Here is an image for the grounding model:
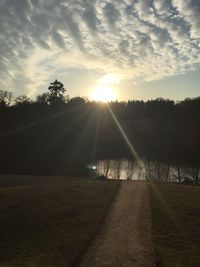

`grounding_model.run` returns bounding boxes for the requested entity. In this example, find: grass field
[0,175,120,267]
[1,176,200,267]
[150,182,200,267]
